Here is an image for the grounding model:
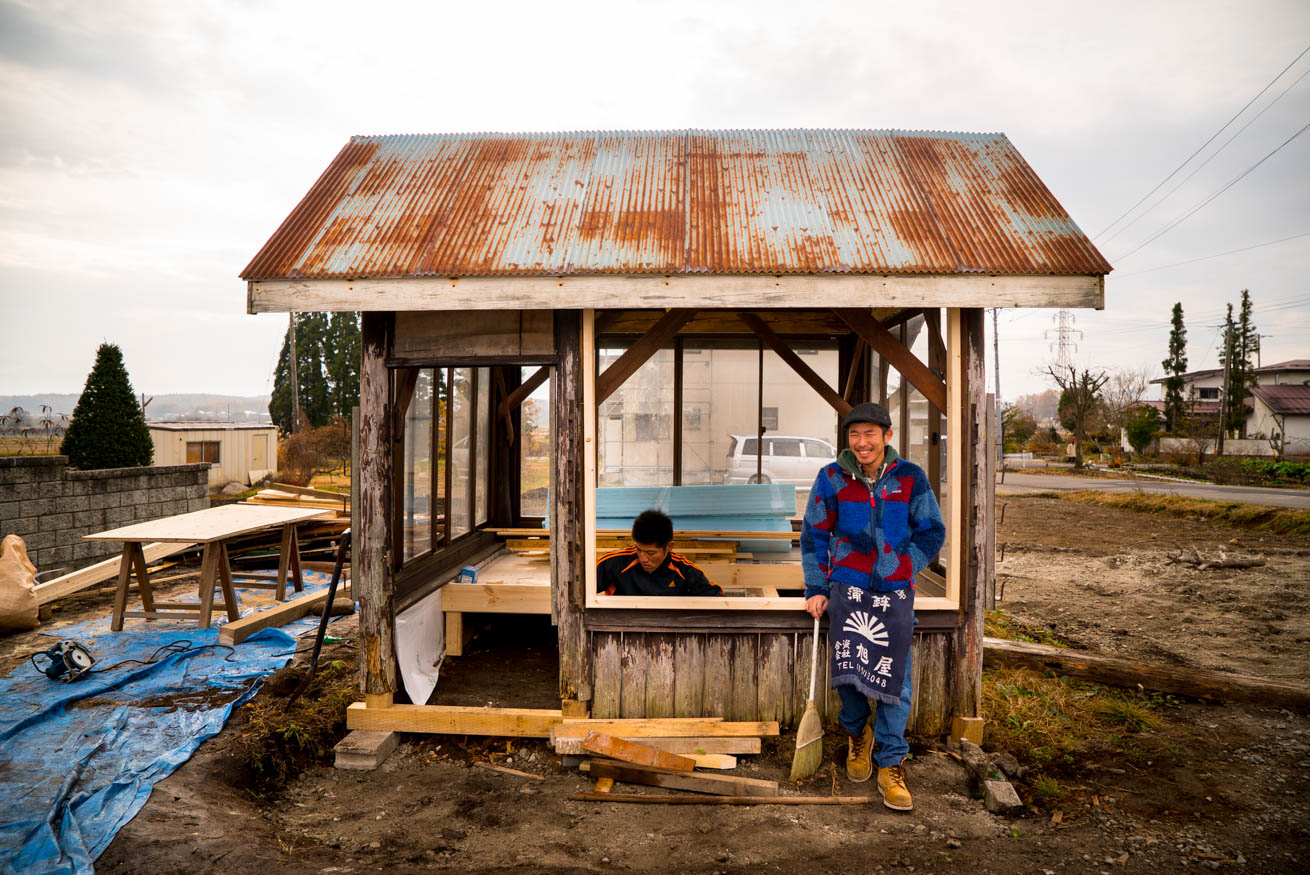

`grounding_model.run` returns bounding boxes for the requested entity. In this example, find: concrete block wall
[0,456,210,575]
